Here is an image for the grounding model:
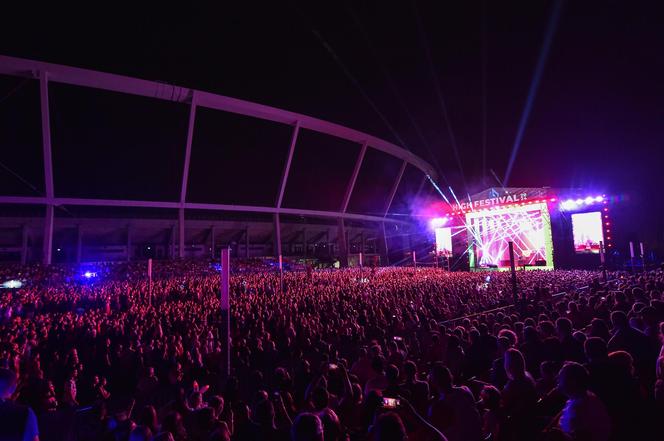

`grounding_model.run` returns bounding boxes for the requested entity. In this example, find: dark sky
[1,1,663,240]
